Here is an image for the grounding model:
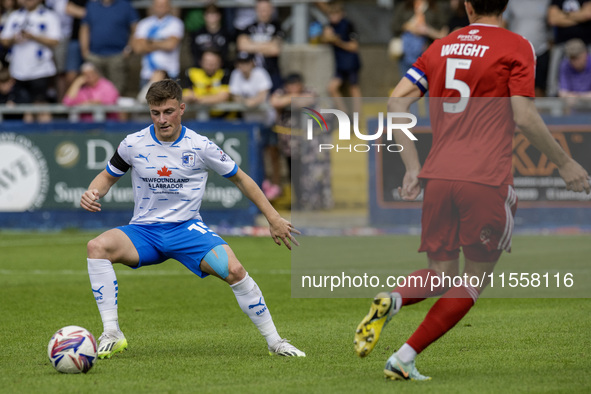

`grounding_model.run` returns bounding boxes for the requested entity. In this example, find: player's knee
[87,237,108,259]
[226,260,246,285]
